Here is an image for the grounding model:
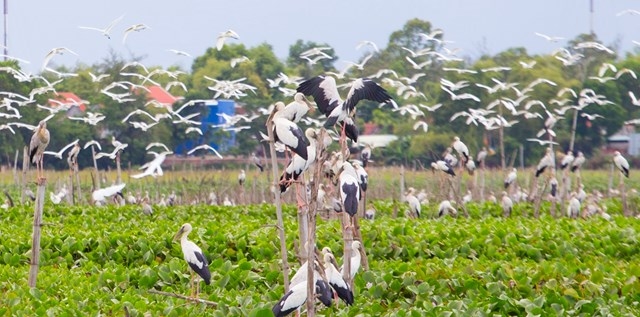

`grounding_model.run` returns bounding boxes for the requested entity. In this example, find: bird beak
[173,226,185,241]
